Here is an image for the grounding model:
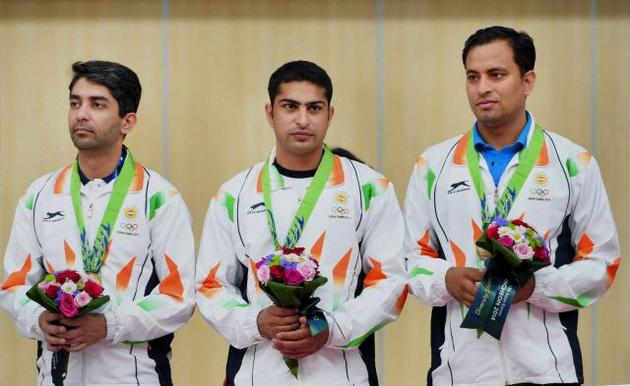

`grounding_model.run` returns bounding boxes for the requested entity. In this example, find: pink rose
[256,265,271,285]
[284,269,305,286]
[498,236,514,248]
[84,280,104,297]
[486,226,499,240]
[59,293,79,318]
[74,291,92,308]
[513,243,534,260]
[296,262,316,281]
